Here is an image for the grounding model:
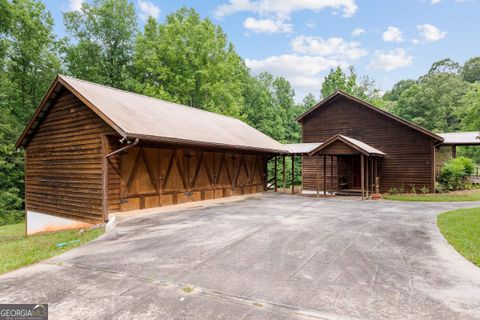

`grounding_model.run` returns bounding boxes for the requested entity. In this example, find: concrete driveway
[1,193,480,319]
